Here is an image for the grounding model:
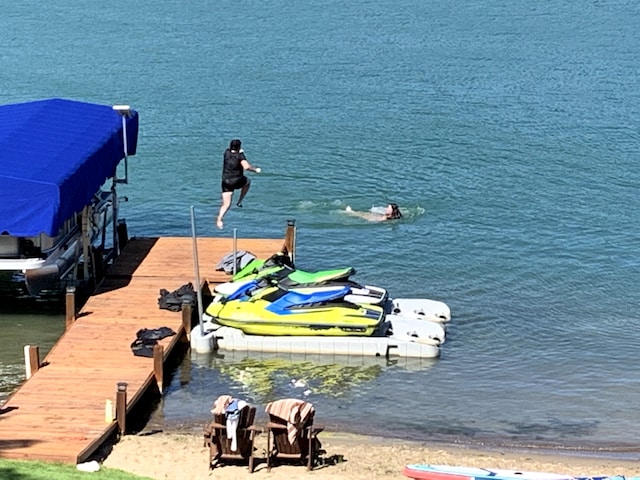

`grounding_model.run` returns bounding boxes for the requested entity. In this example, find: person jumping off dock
[216,139,261,229]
